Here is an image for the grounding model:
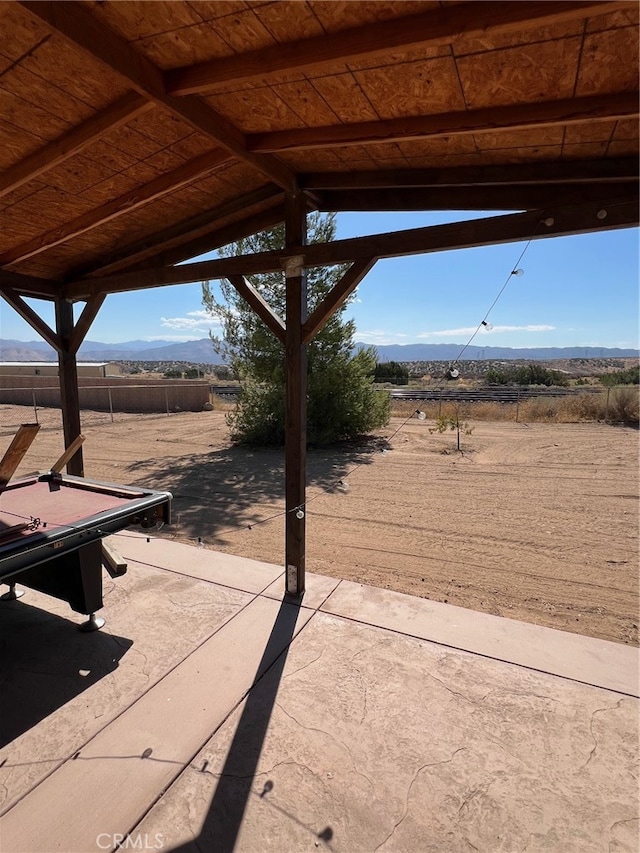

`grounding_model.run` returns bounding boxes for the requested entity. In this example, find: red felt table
[0,473,171,628]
